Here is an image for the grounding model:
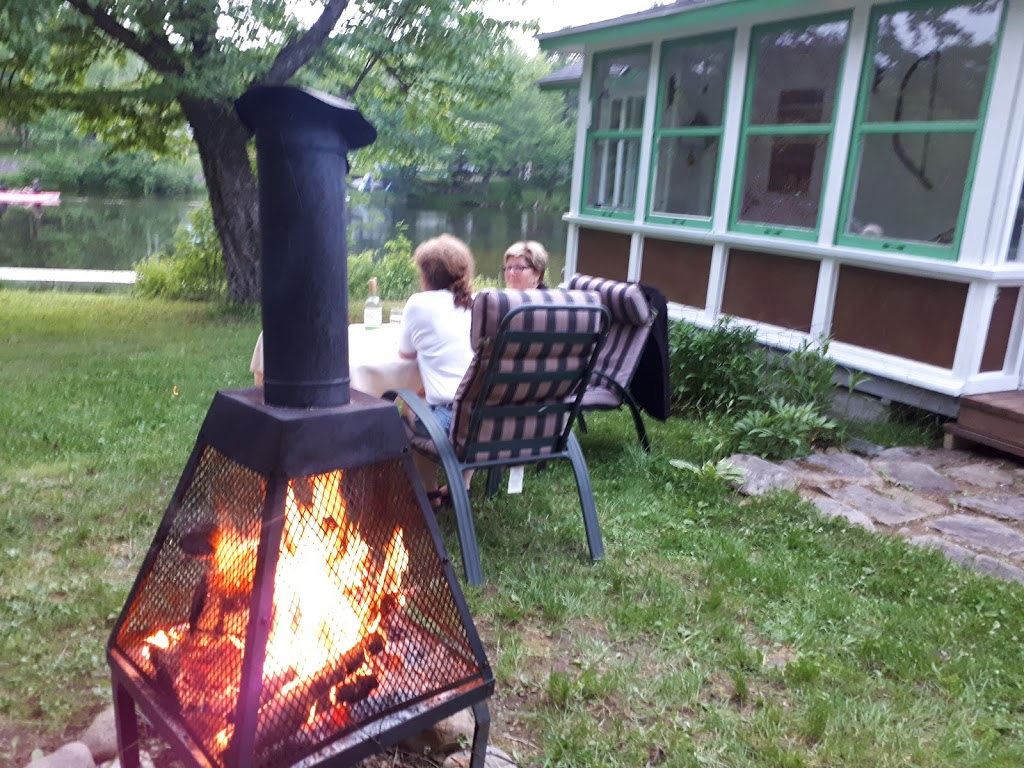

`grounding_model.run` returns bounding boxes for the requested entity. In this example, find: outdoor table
[249,322,422,398]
